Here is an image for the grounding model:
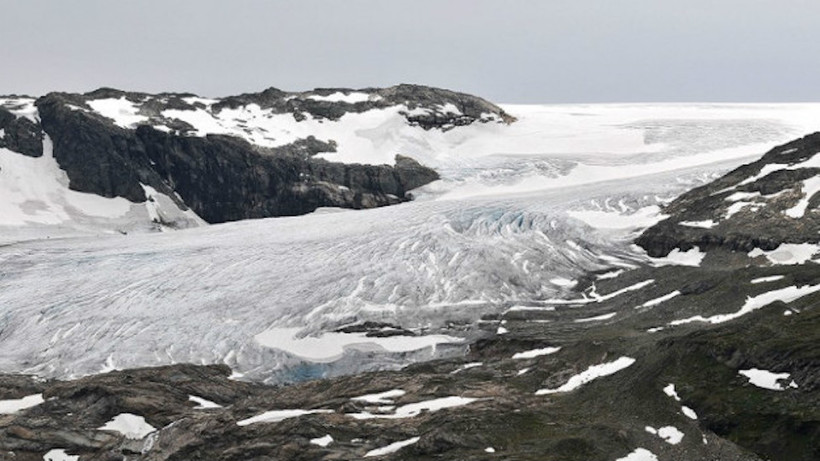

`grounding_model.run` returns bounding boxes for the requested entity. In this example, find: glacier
[1,102,819,383]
